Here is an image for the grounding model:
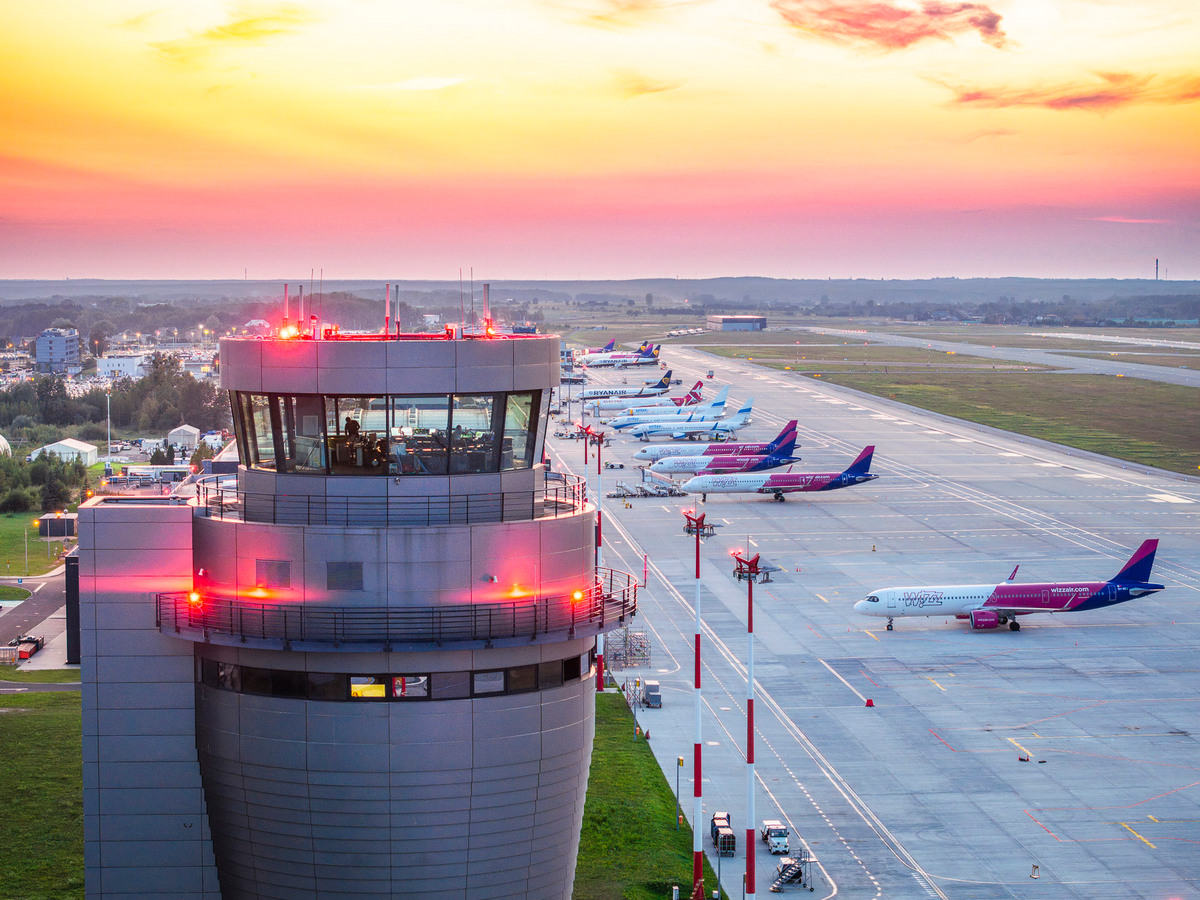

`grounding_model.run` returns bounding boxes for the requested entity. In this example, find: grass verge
[0,691,83,900]
[0,668,82,684]
[575,692,726,899]
[0,514,64,578]
[813,371,1200,475]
